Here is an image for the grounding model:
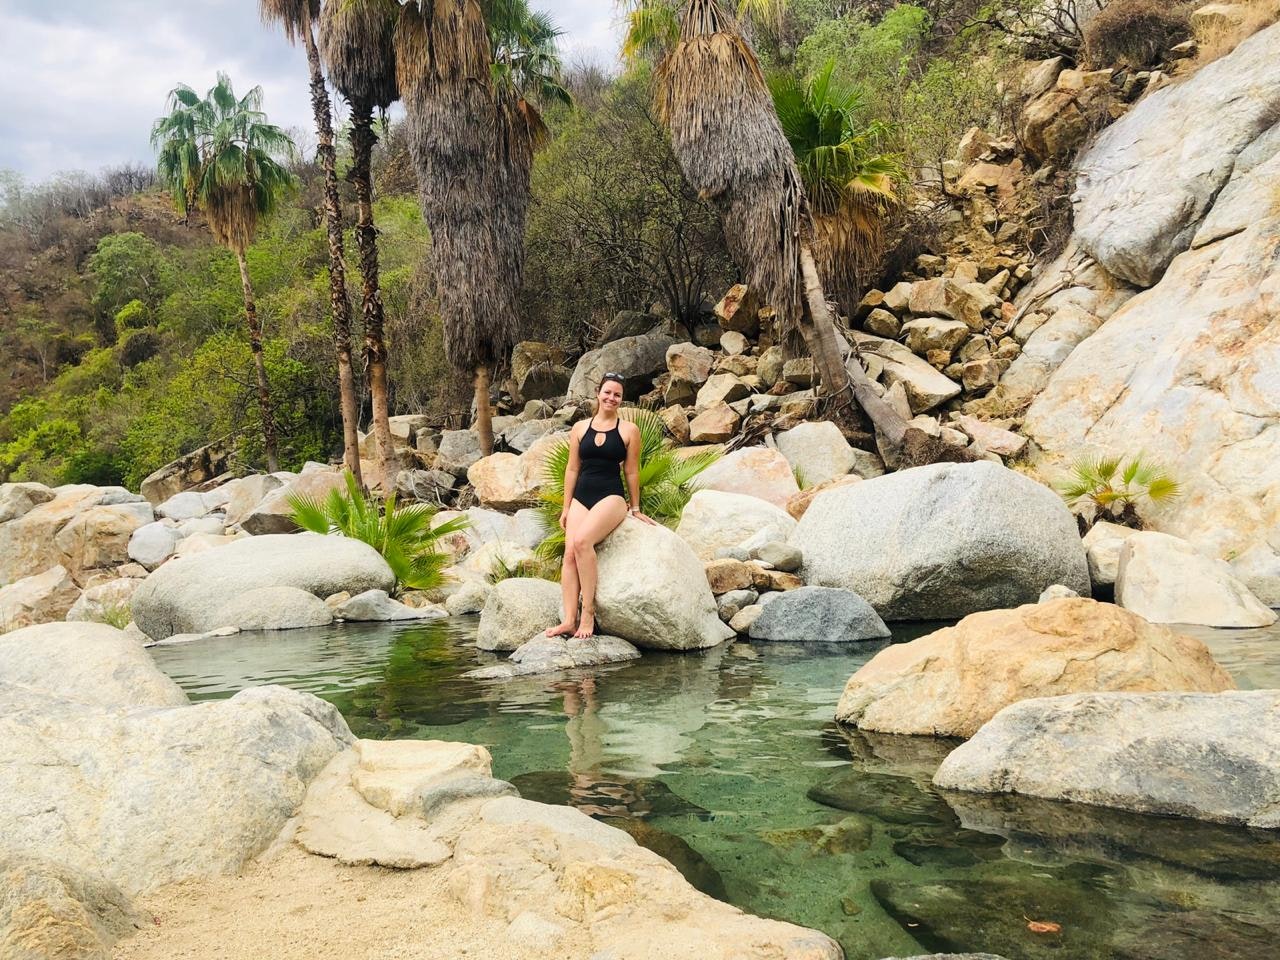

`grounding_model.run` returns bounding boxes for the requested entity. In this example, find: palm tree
[260,0,363,485]
[319,0,399,488]
[395,0,523,457]
[151,74,295,472]
[769,60,901,315]
[648,0,916,462]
